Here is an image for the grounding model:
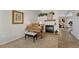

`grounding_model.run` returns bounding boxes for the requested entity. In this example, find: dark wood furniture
[25,31,37,42]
